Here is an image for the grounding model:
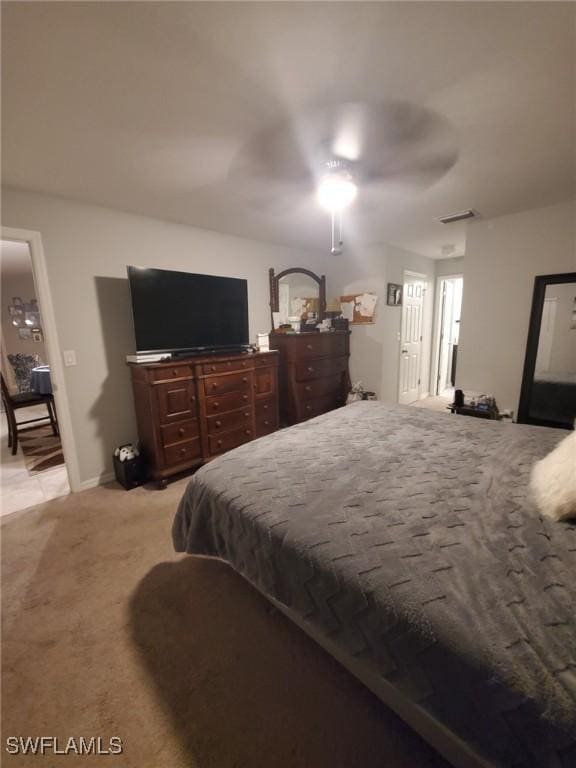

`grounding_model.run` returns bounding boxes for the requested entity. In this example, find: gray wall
[458,200,576,412]
[2,187,329,485]
[435,256,464,277]
[329,243,435,402]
